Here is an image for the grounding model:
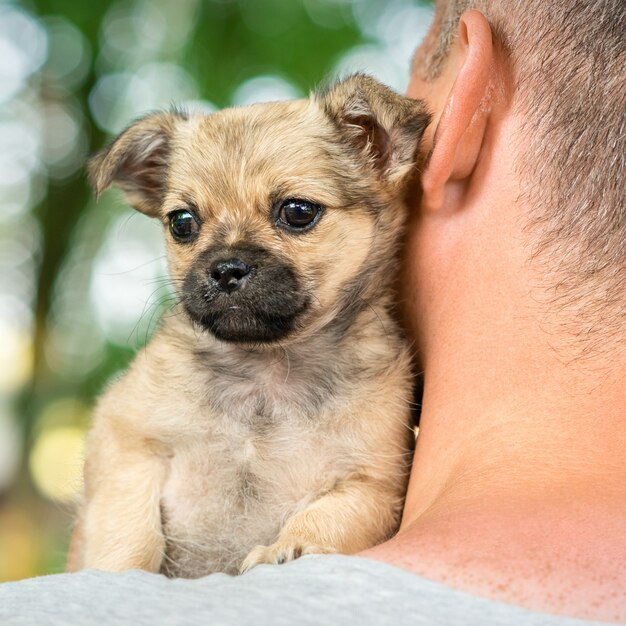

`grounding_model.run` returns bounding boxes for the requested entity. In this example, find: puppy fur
[73,74,430,577]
